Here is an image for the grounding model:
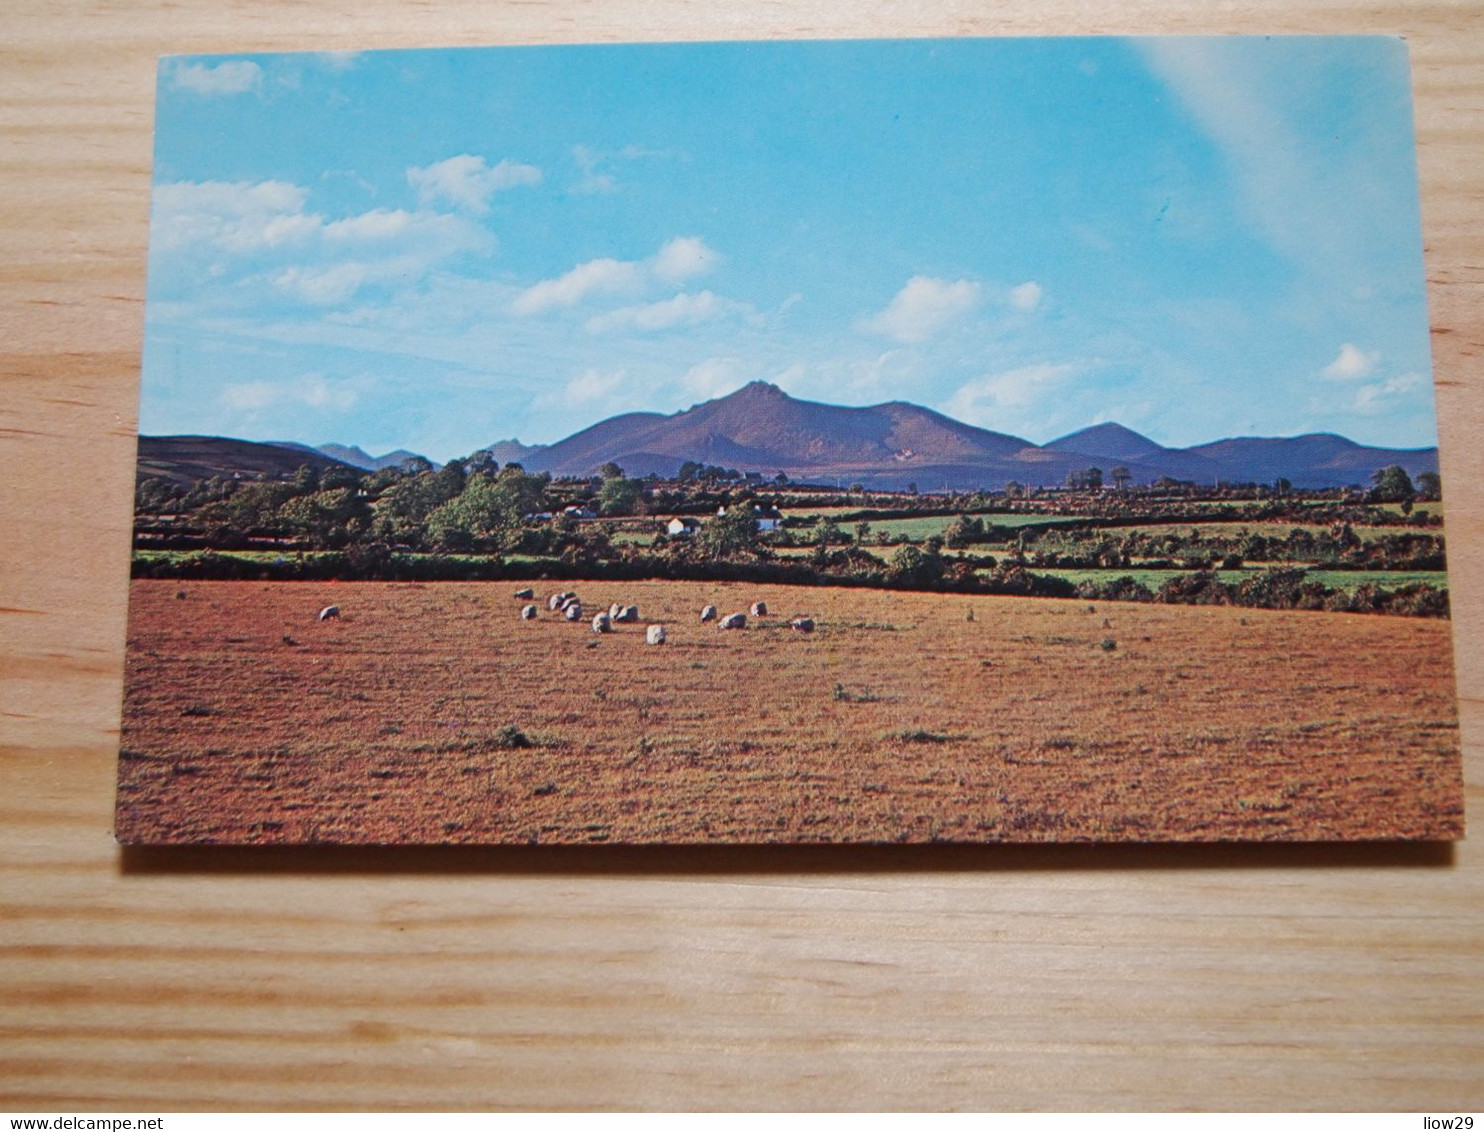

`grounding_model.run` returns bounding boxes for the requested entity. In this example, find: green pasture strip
[1304,570,1448,591]
[133,549,506,566]
[1022,566,1447,592]
[779,505,869,518]
[1070,521,1443,542]
[848,513,1085,538]
[133,549,314,564]
[1026,567,1247,588]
